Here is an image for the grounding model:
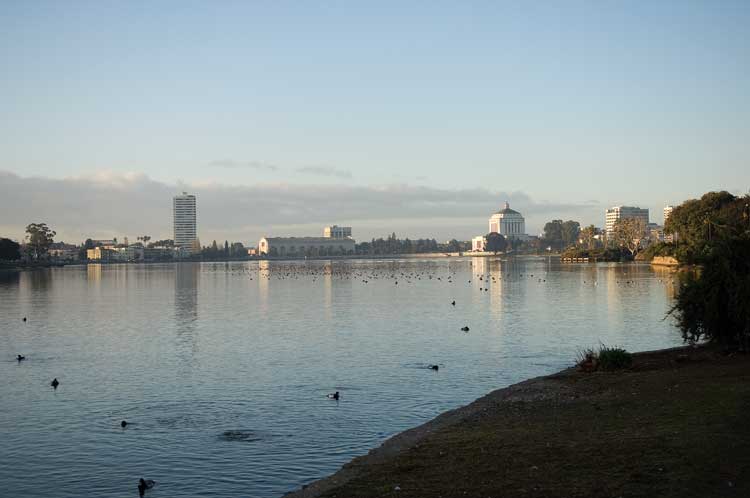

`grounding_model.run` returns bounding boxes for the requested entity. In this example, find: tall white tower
[173,192,197,253]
